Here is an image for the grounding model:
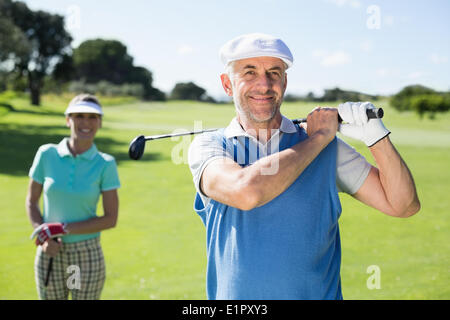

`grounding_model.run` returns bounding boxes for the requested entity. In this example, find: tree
[0,0,72,105]
[319,87,376,102]
[390,85,450,119]
[52,53,75,82]
[409,93,450,119]
[390,84,436,112]
[127,66,159,100]
[0,15,31,63]
[73,39,133,84]
[0,1,31,91]
[170,82,208,101]
[306,91,315,101]
[72,39,165,100]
